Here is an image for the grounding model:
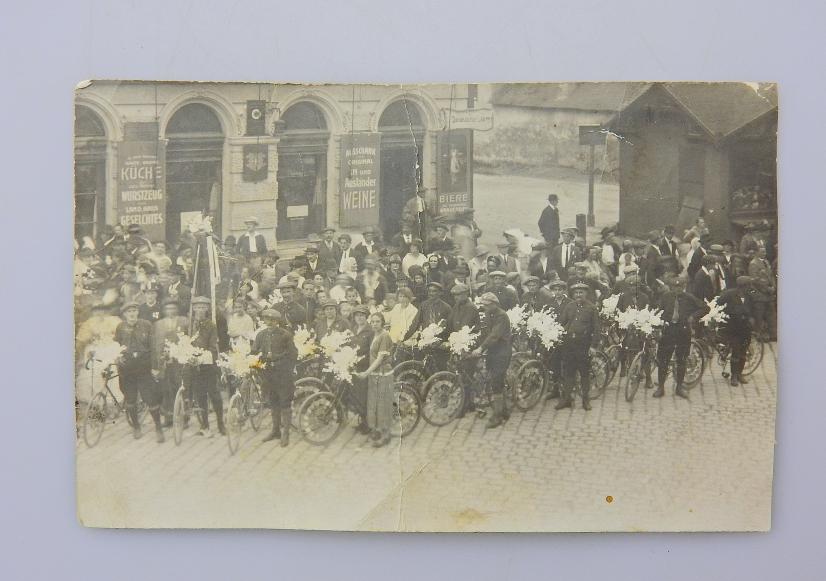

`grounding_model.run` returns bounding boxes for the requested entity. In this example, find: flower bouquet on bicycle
[218,338,265,454]
[616,307,665,402]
